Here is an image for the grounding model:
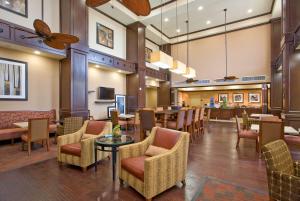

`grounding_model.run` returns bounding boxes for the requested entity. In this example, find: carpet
[192,176,269,201]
